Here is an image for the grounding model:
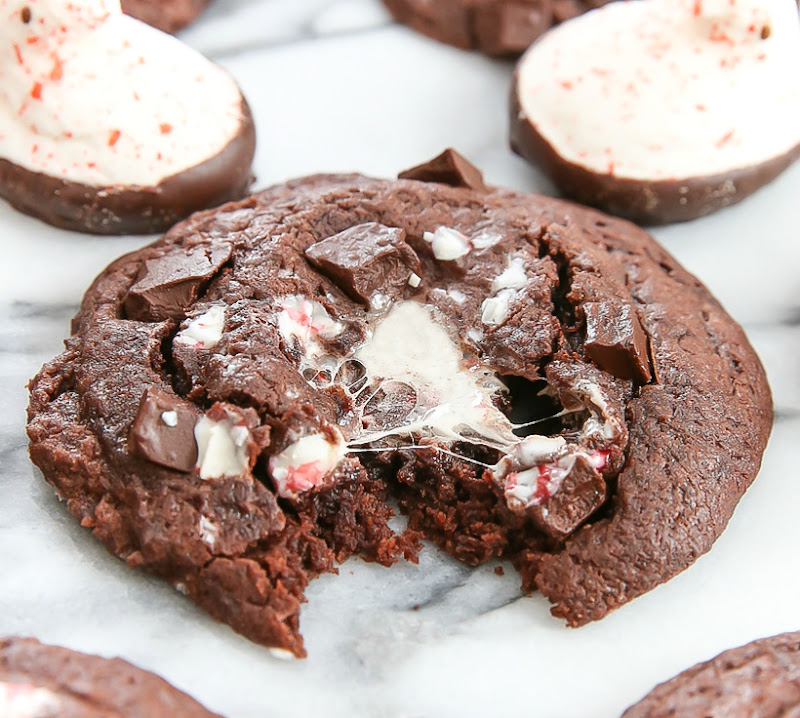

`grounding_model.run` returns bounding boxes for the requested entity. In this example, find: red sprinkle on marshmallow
[108,129,121,147]
[30,82,42,100]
